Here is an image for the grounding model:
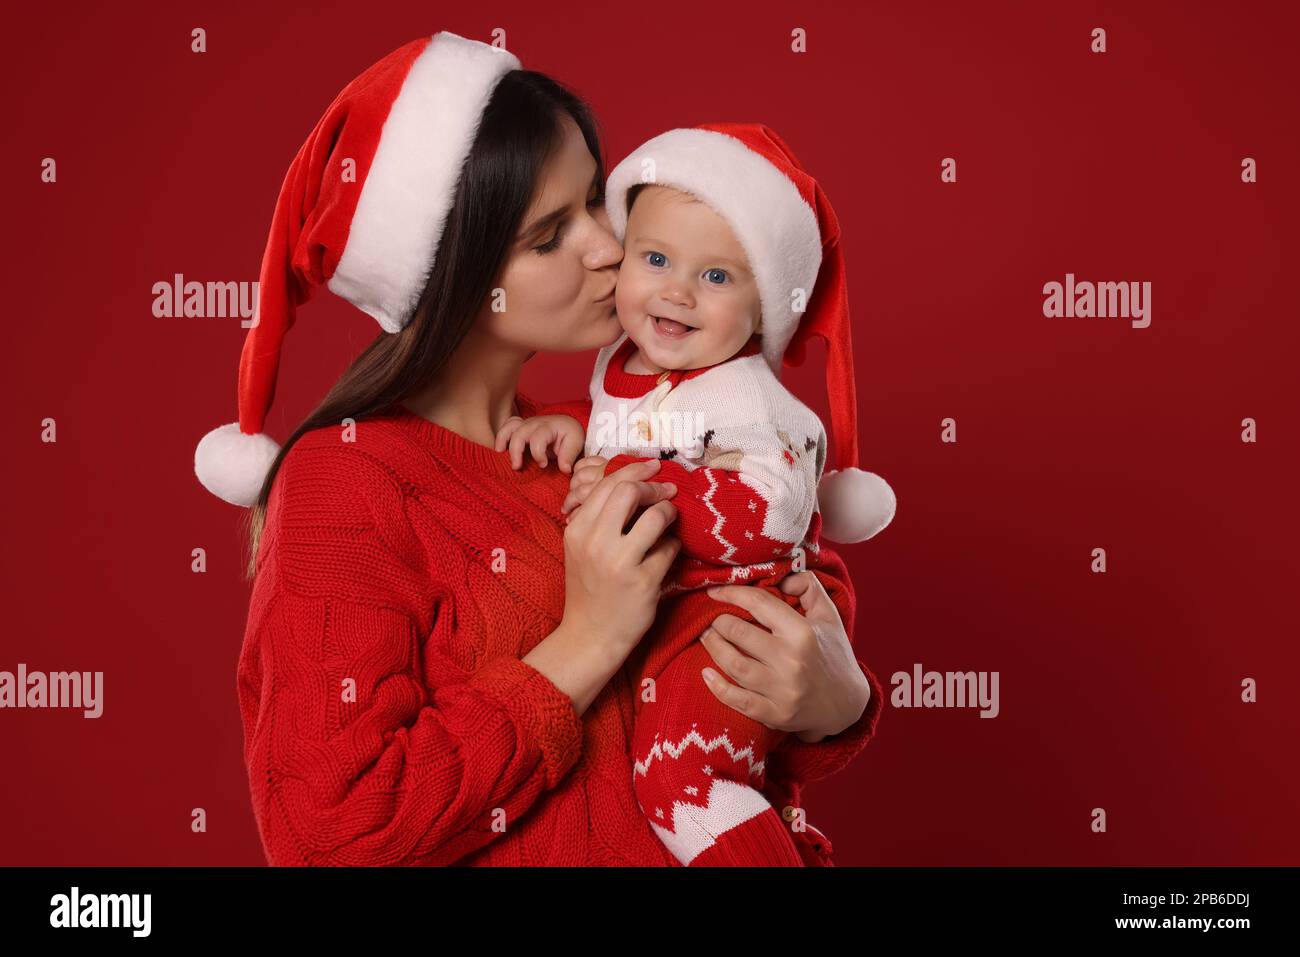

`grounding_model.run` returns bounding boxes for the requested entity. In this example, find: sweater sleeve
[766,557,883,785]
[238,440,585,866]
[769,658,884,785]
